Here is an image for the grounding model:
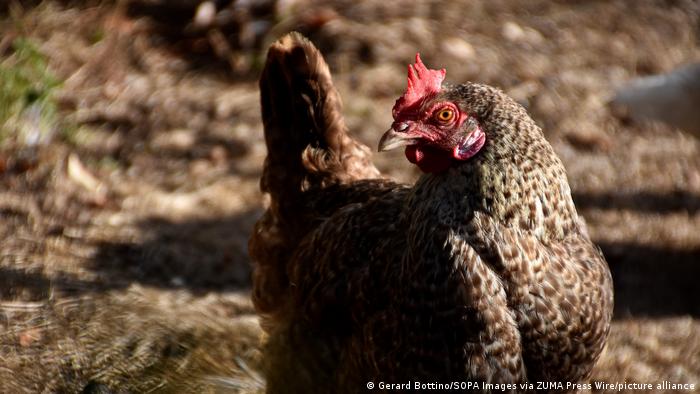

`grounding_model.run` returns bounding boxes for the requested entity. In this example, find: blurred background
[0,0,699,392]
